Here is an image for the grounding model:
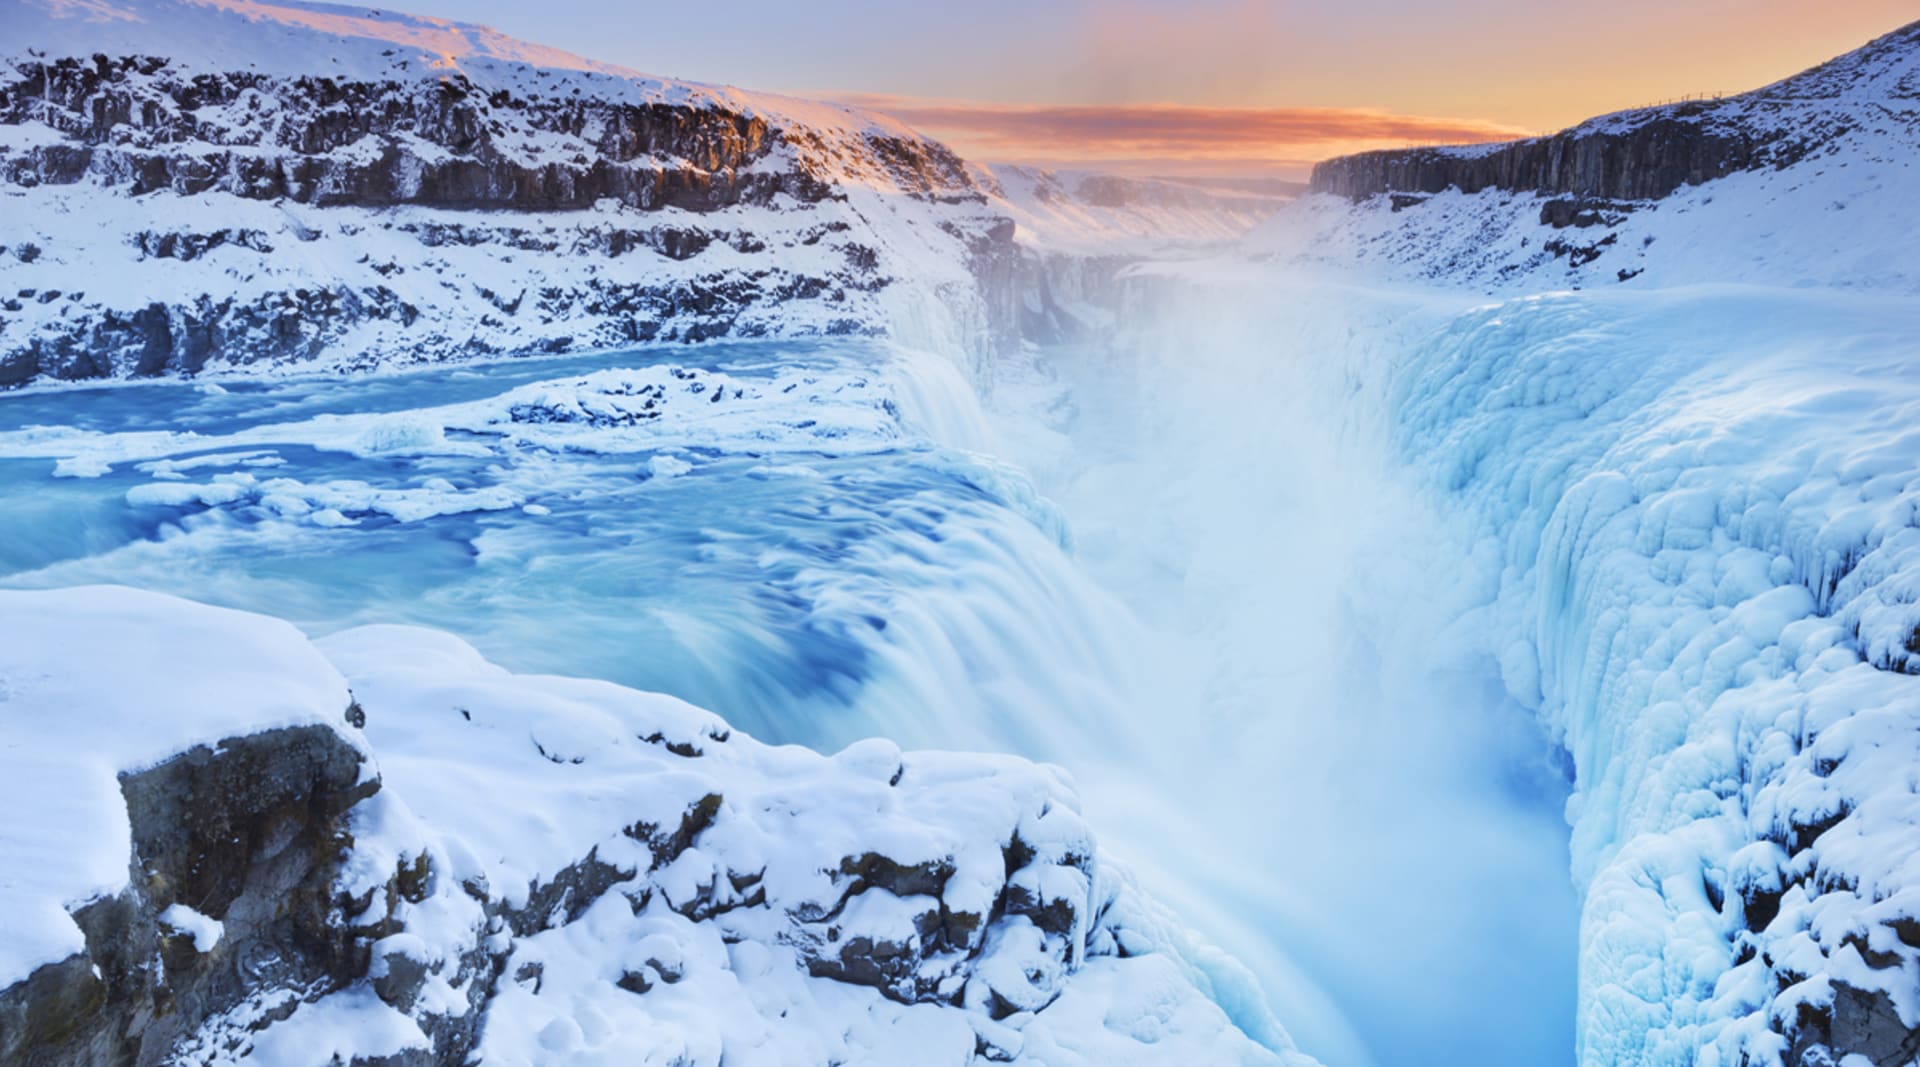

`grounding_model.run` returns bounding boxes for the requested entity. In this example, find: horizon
[361,0,1914,179]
